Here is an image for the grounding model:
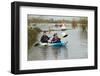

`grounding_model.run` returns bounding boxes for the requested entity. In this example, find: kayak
[39,41,68,48]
